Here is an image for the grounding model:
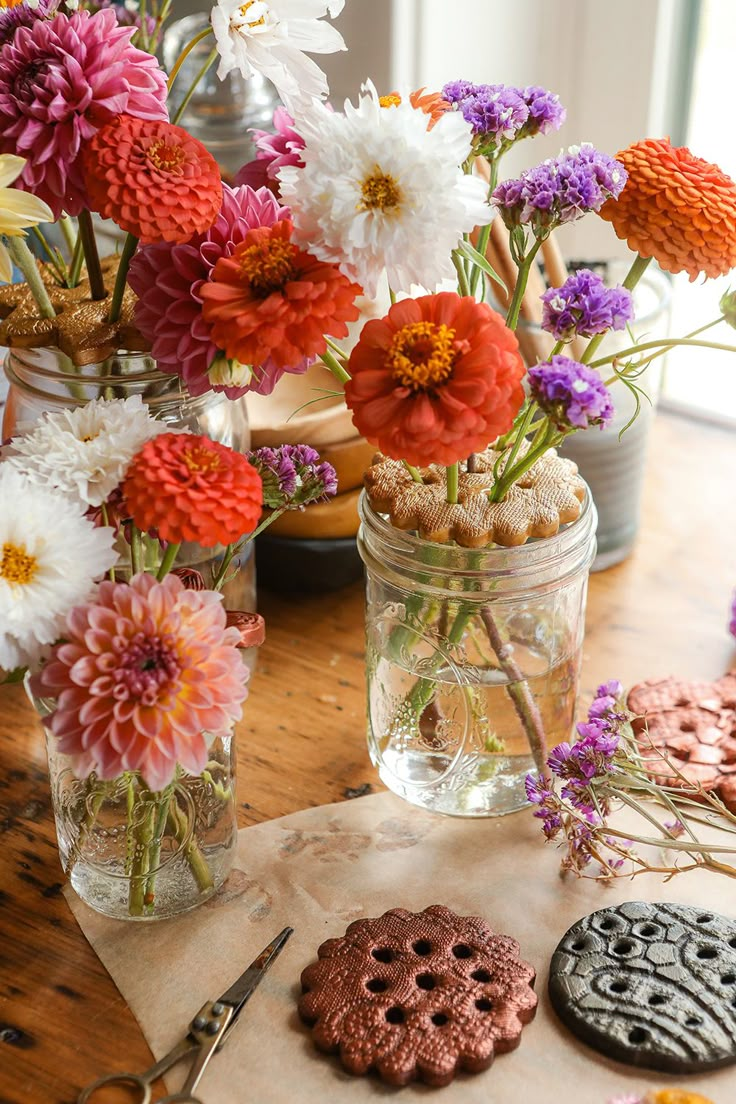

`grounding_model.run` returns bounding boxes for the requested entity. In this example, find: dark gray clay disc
[548,901,736,1072]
